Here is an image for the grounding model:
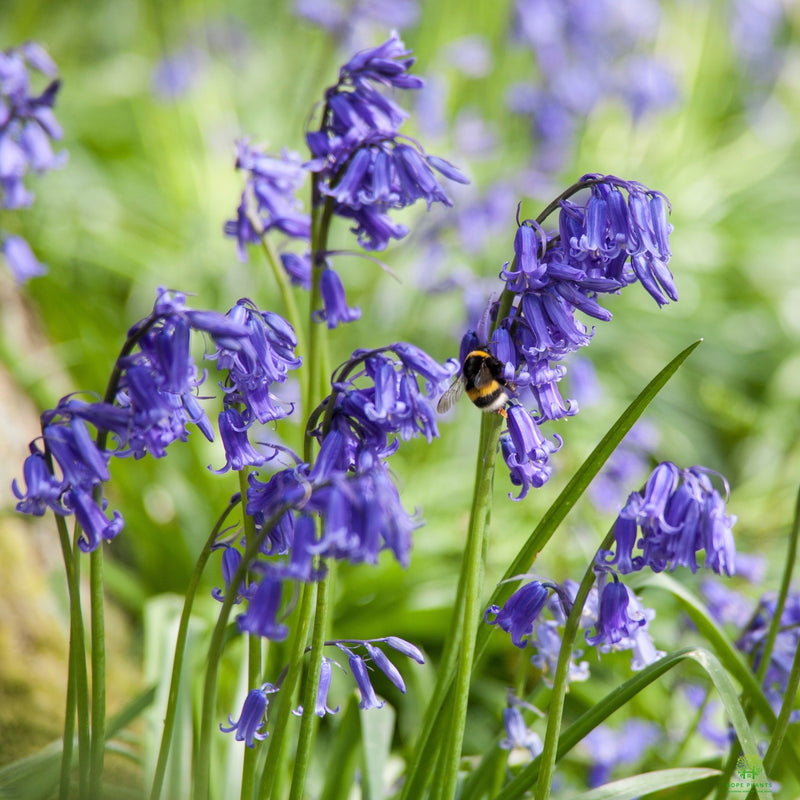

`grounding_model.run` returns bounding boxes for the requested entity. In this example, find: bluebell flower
[308,637,423,715]
[530,620,590,685]
[499,706,543,761]
[337,648,384,710]
[0,42,65,206]
[363,641,407,693]
[220,683,279,747]
[214,407,271,473]
[65,488,125,553]
[112,289,253,459]
[499,433,554,501]
[582,573,664,670]
[43,419,111,491]
[382,635,425,664]
[246,464,314,531]
[485,581,551,649]
[225,142,311,262]
[116,364,203,459]
[211,542,244,603]
[279,251,312,289]
[1,42,65,282]
[312,656,340,717]
[12,445,66,517]
[309,33,468,251]
[585,576,646,648]
[311,455,420,568]
[603,462,737,577]
[212,299,301,423]
[313,267,361,328]
[316,344,456,457]
[236,574,289,641]
[1,234,47,282]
